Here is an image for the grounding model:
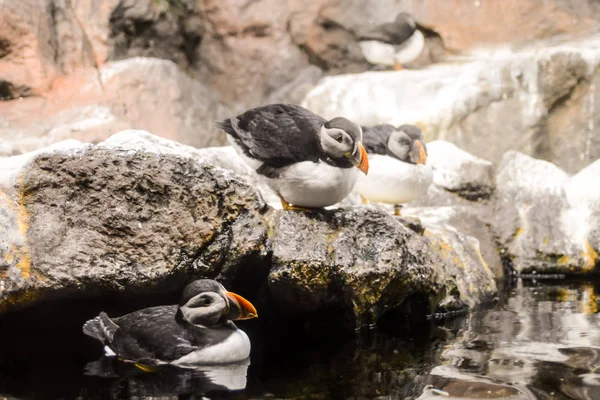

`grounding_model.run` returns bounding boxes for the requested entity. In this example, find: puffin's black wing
[217,104,325,168]
[110,305,197,363]
[358,21,415,45]
[361,125,394,155]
